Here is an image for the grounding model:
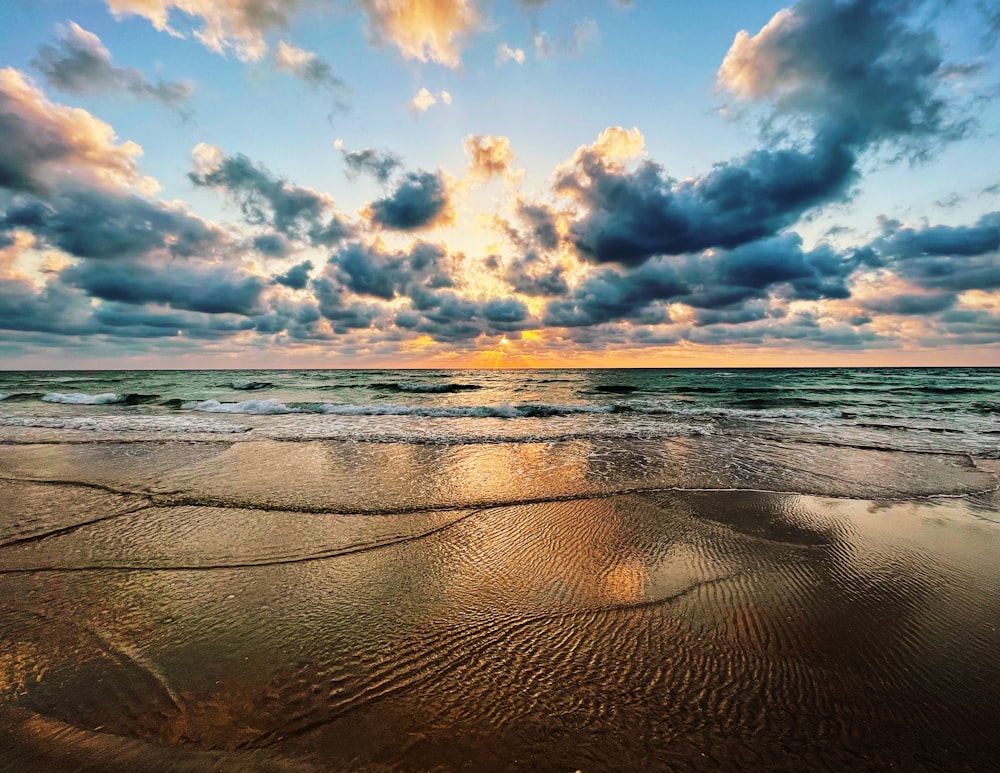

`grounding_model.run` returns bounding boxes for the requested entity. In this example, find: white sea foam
[0,416,251,434]
[42,392,123,404]
[0,393,7,401]
[183,399,305,415]
[231,380,271,390]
